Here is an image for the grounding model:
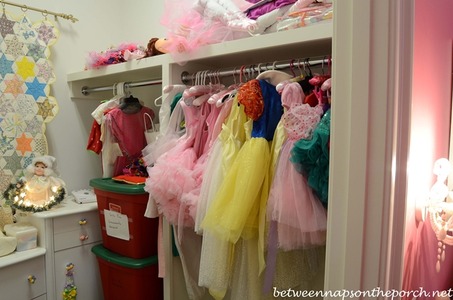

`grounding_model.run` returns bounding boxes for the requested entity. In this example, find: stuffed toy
[144,37,170,57]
